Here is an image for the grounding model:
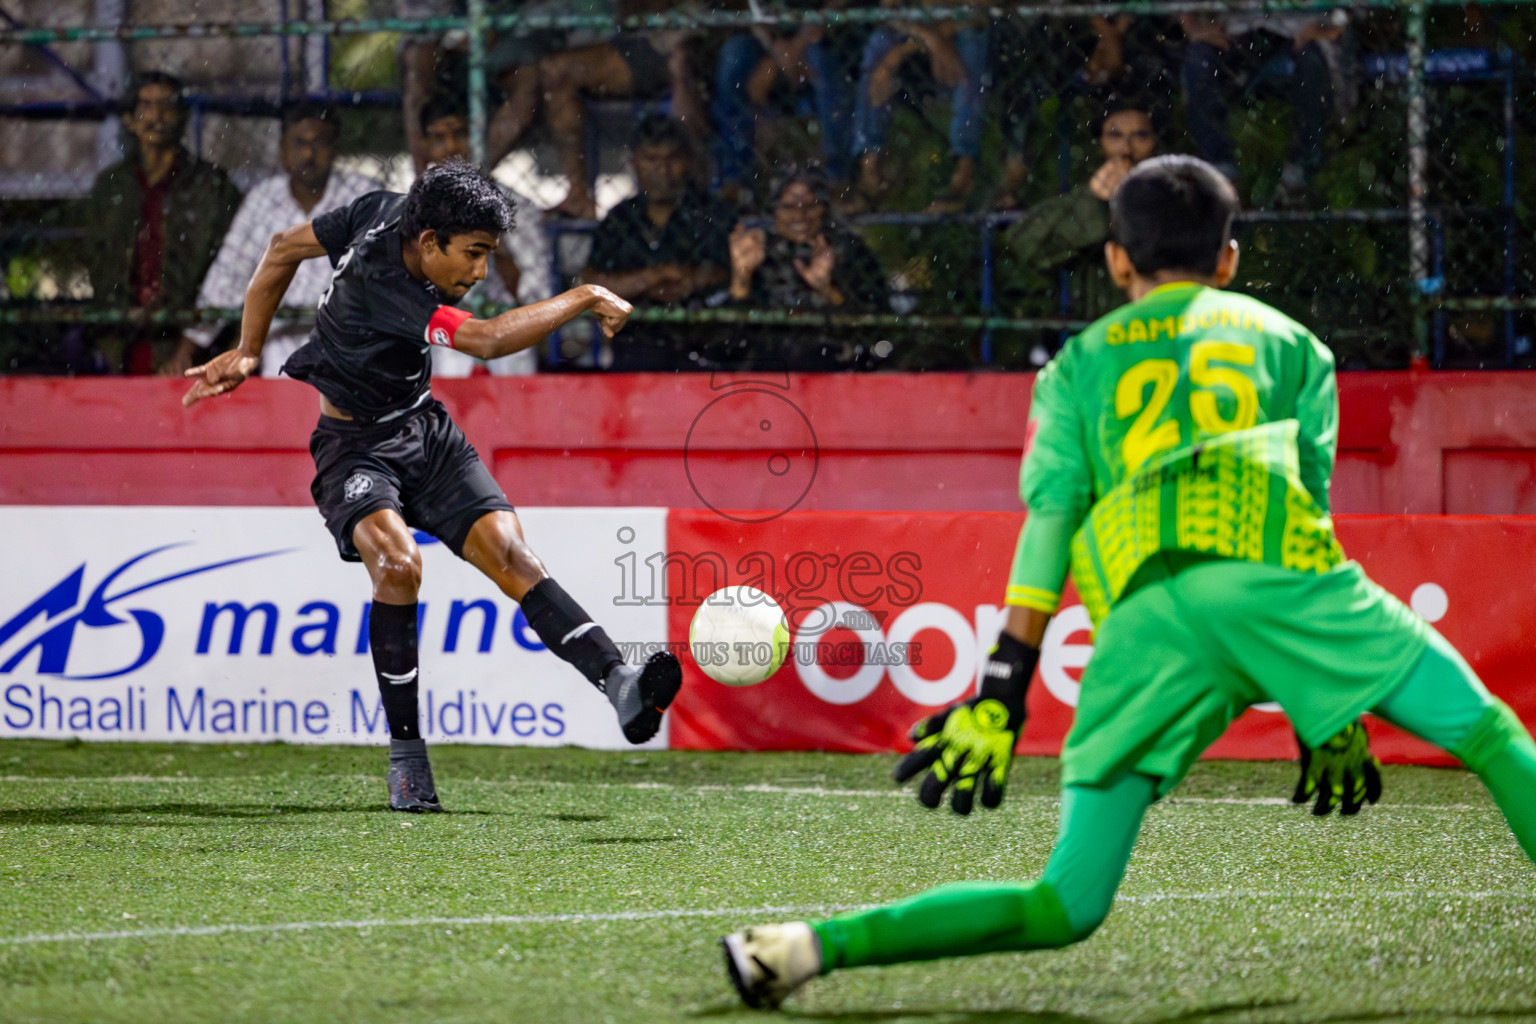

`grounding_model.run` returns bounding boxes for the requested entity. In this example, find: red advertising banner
[666,511,1536,767]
